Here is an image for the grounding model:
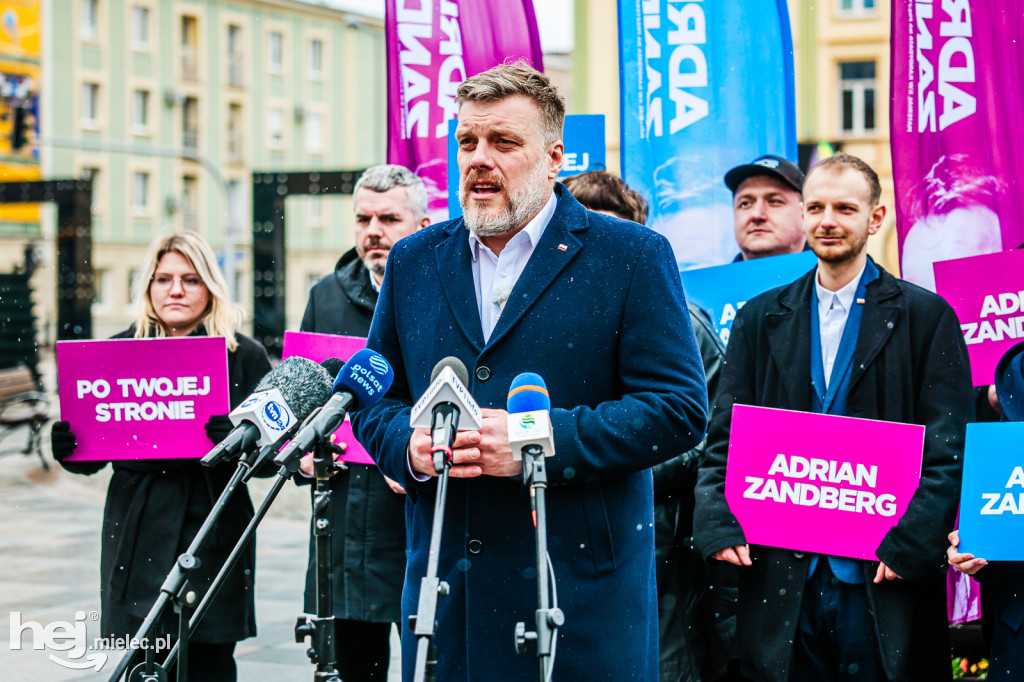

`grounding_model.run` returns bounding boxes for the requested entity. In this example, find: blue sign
[618,0,797,270]
[447,114,607,219]
[679,250,817,345]
[958,422,1024,560]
